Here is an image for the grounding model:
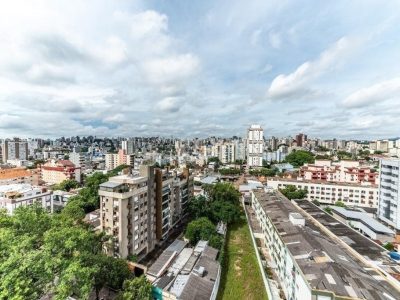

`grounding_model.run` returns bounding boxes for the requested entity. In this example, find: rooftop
[330,206,394,235]
[268,177,378,188]
[252,190,400,300]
